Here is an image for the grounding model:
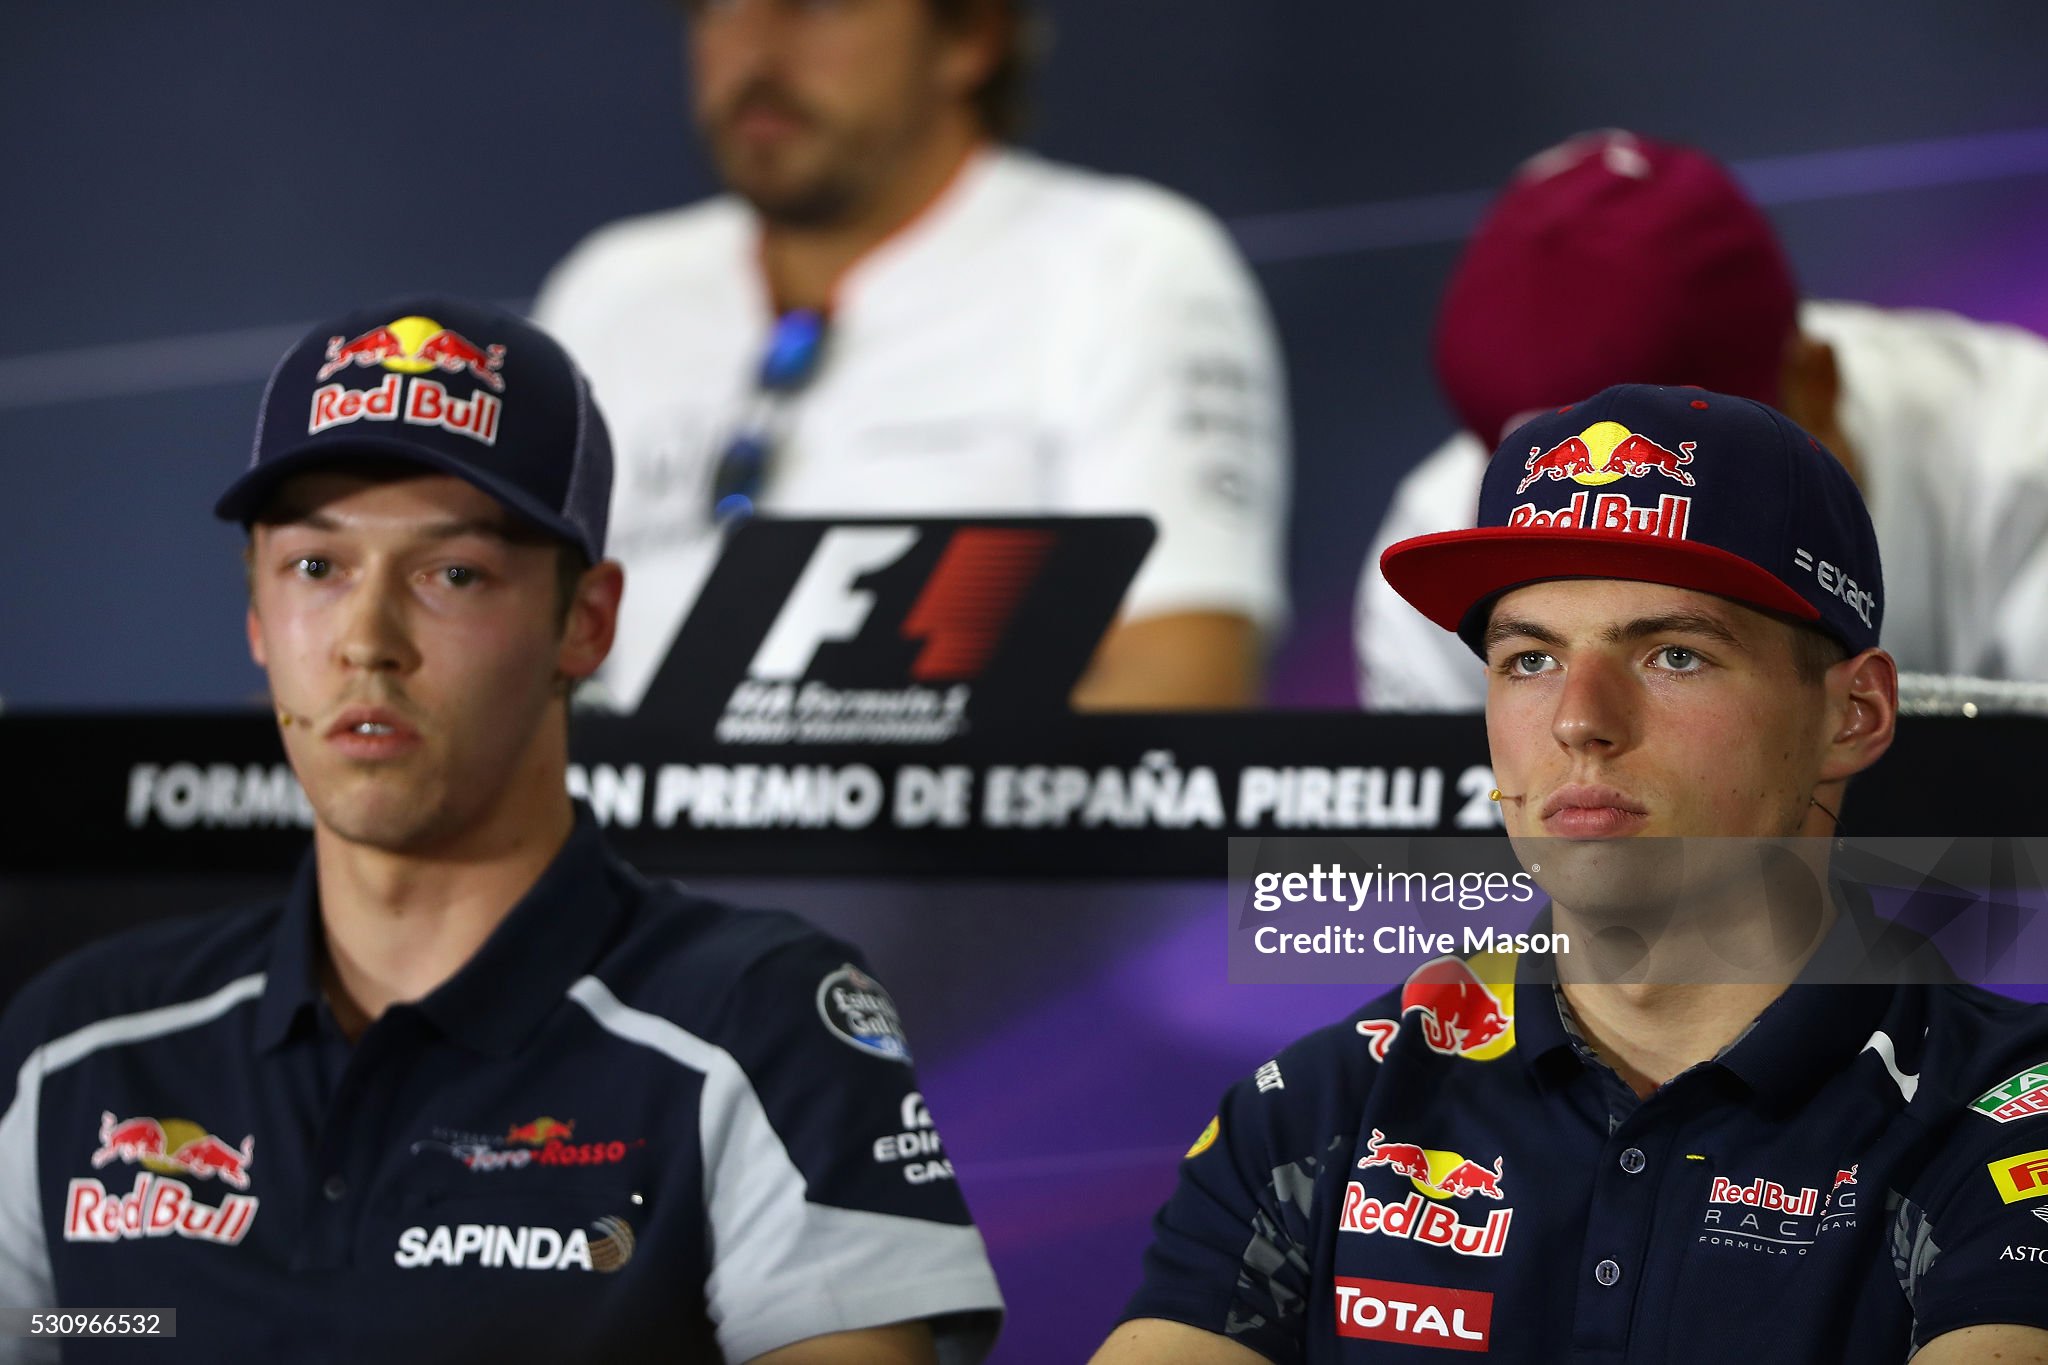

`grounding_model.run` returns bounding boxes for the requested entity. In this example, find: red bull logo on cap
[1510,420,1697,540]
[317,315,506,390]
[1400,953,1516,1060]
[308,315,506,447]
[1516,420,1696,495]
